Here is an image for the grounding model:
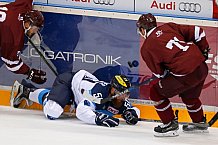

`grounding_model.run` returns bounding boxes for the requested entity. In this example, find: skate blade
[10,80,33,108]
[10,80,21,107]
[183,130,209,133]
[154,130,179,137]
